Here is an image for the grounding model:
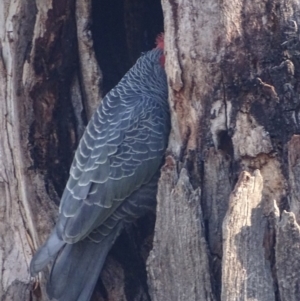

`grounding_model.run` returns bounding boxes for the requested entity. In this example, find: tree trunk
[148,1,300,300]
[1,0,300,301]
